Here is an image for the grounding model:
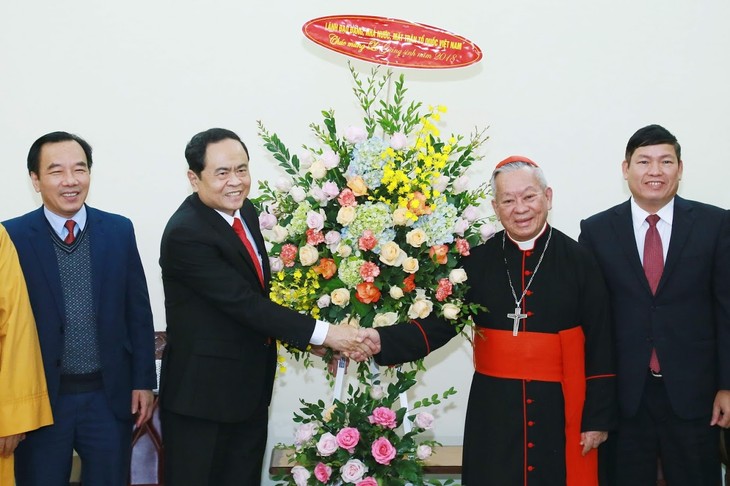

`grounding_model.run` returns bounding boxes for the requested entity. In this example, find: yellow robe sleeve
[0,225,53,483]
